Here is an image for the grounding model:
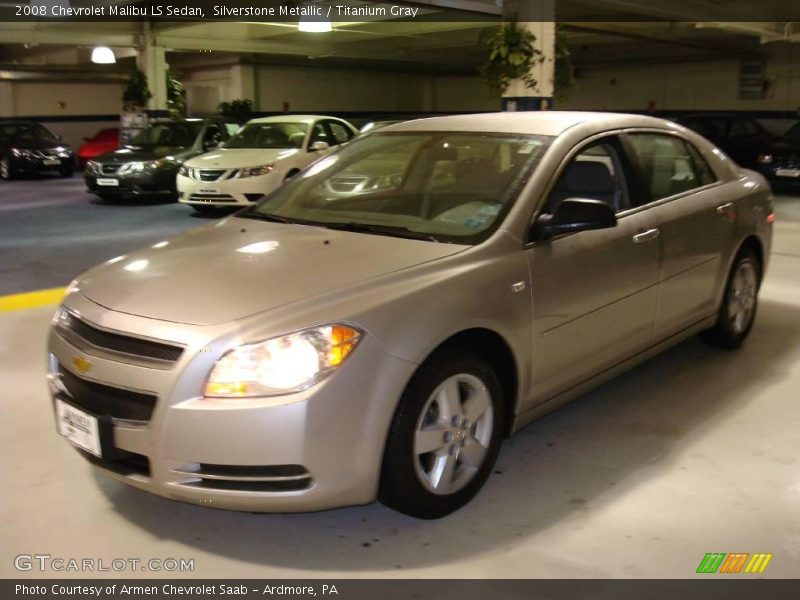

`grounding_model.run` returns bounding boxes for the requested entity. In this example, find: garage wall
[182,63,500,115]
[560,43,800,113]
[2,80,123,148]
